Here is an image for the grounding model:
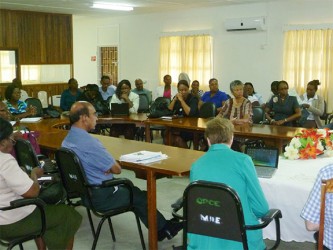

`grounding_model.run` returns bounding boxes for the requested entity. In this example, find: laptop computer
[245,147,279,178]
[111,103,130,116]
